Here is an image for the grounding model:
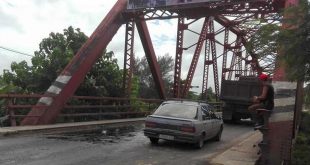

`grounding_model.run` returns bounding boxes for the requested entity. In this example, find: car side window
[210,111,217,119]
[201,106,211,120]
